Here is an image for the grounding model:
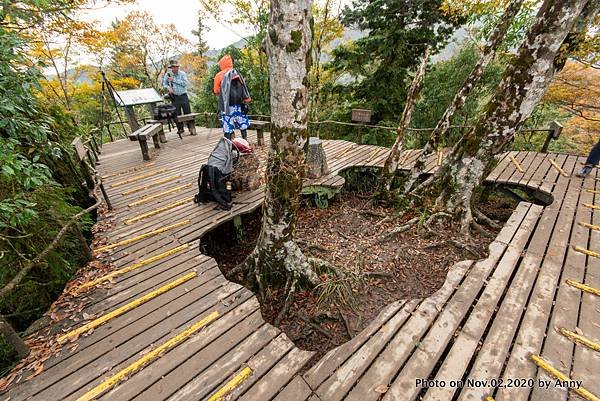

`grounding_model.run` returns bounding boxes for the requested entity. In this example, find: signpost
[114,88,164,132]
